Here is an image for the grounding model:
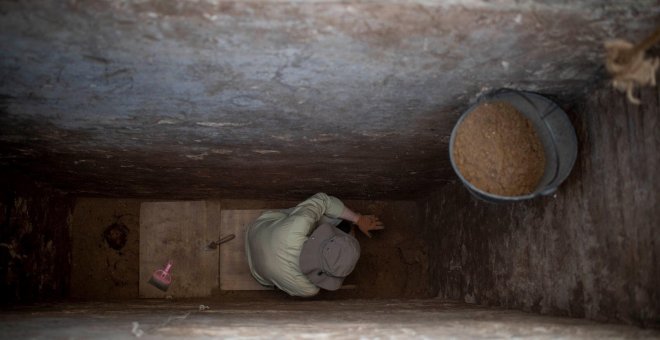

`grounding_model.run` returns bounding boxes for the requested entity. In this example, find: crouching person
[245,192,384,296]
